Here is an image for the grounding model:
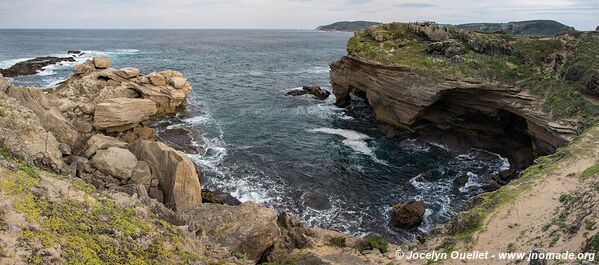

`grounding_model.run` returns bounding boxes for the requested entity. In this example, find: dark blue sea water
[0,29,509,243]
